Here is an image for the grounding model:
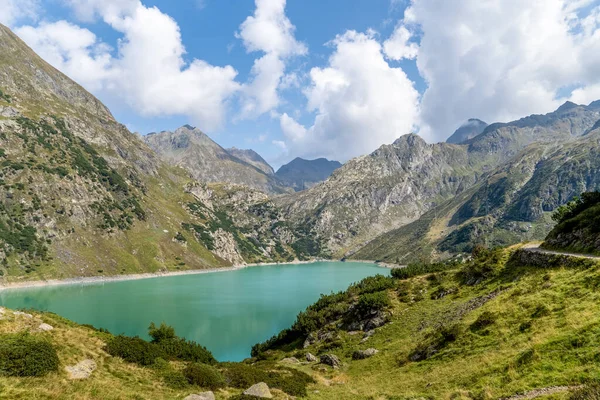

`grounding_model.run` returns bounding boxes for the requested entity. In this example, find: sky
[2,0,600,168]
